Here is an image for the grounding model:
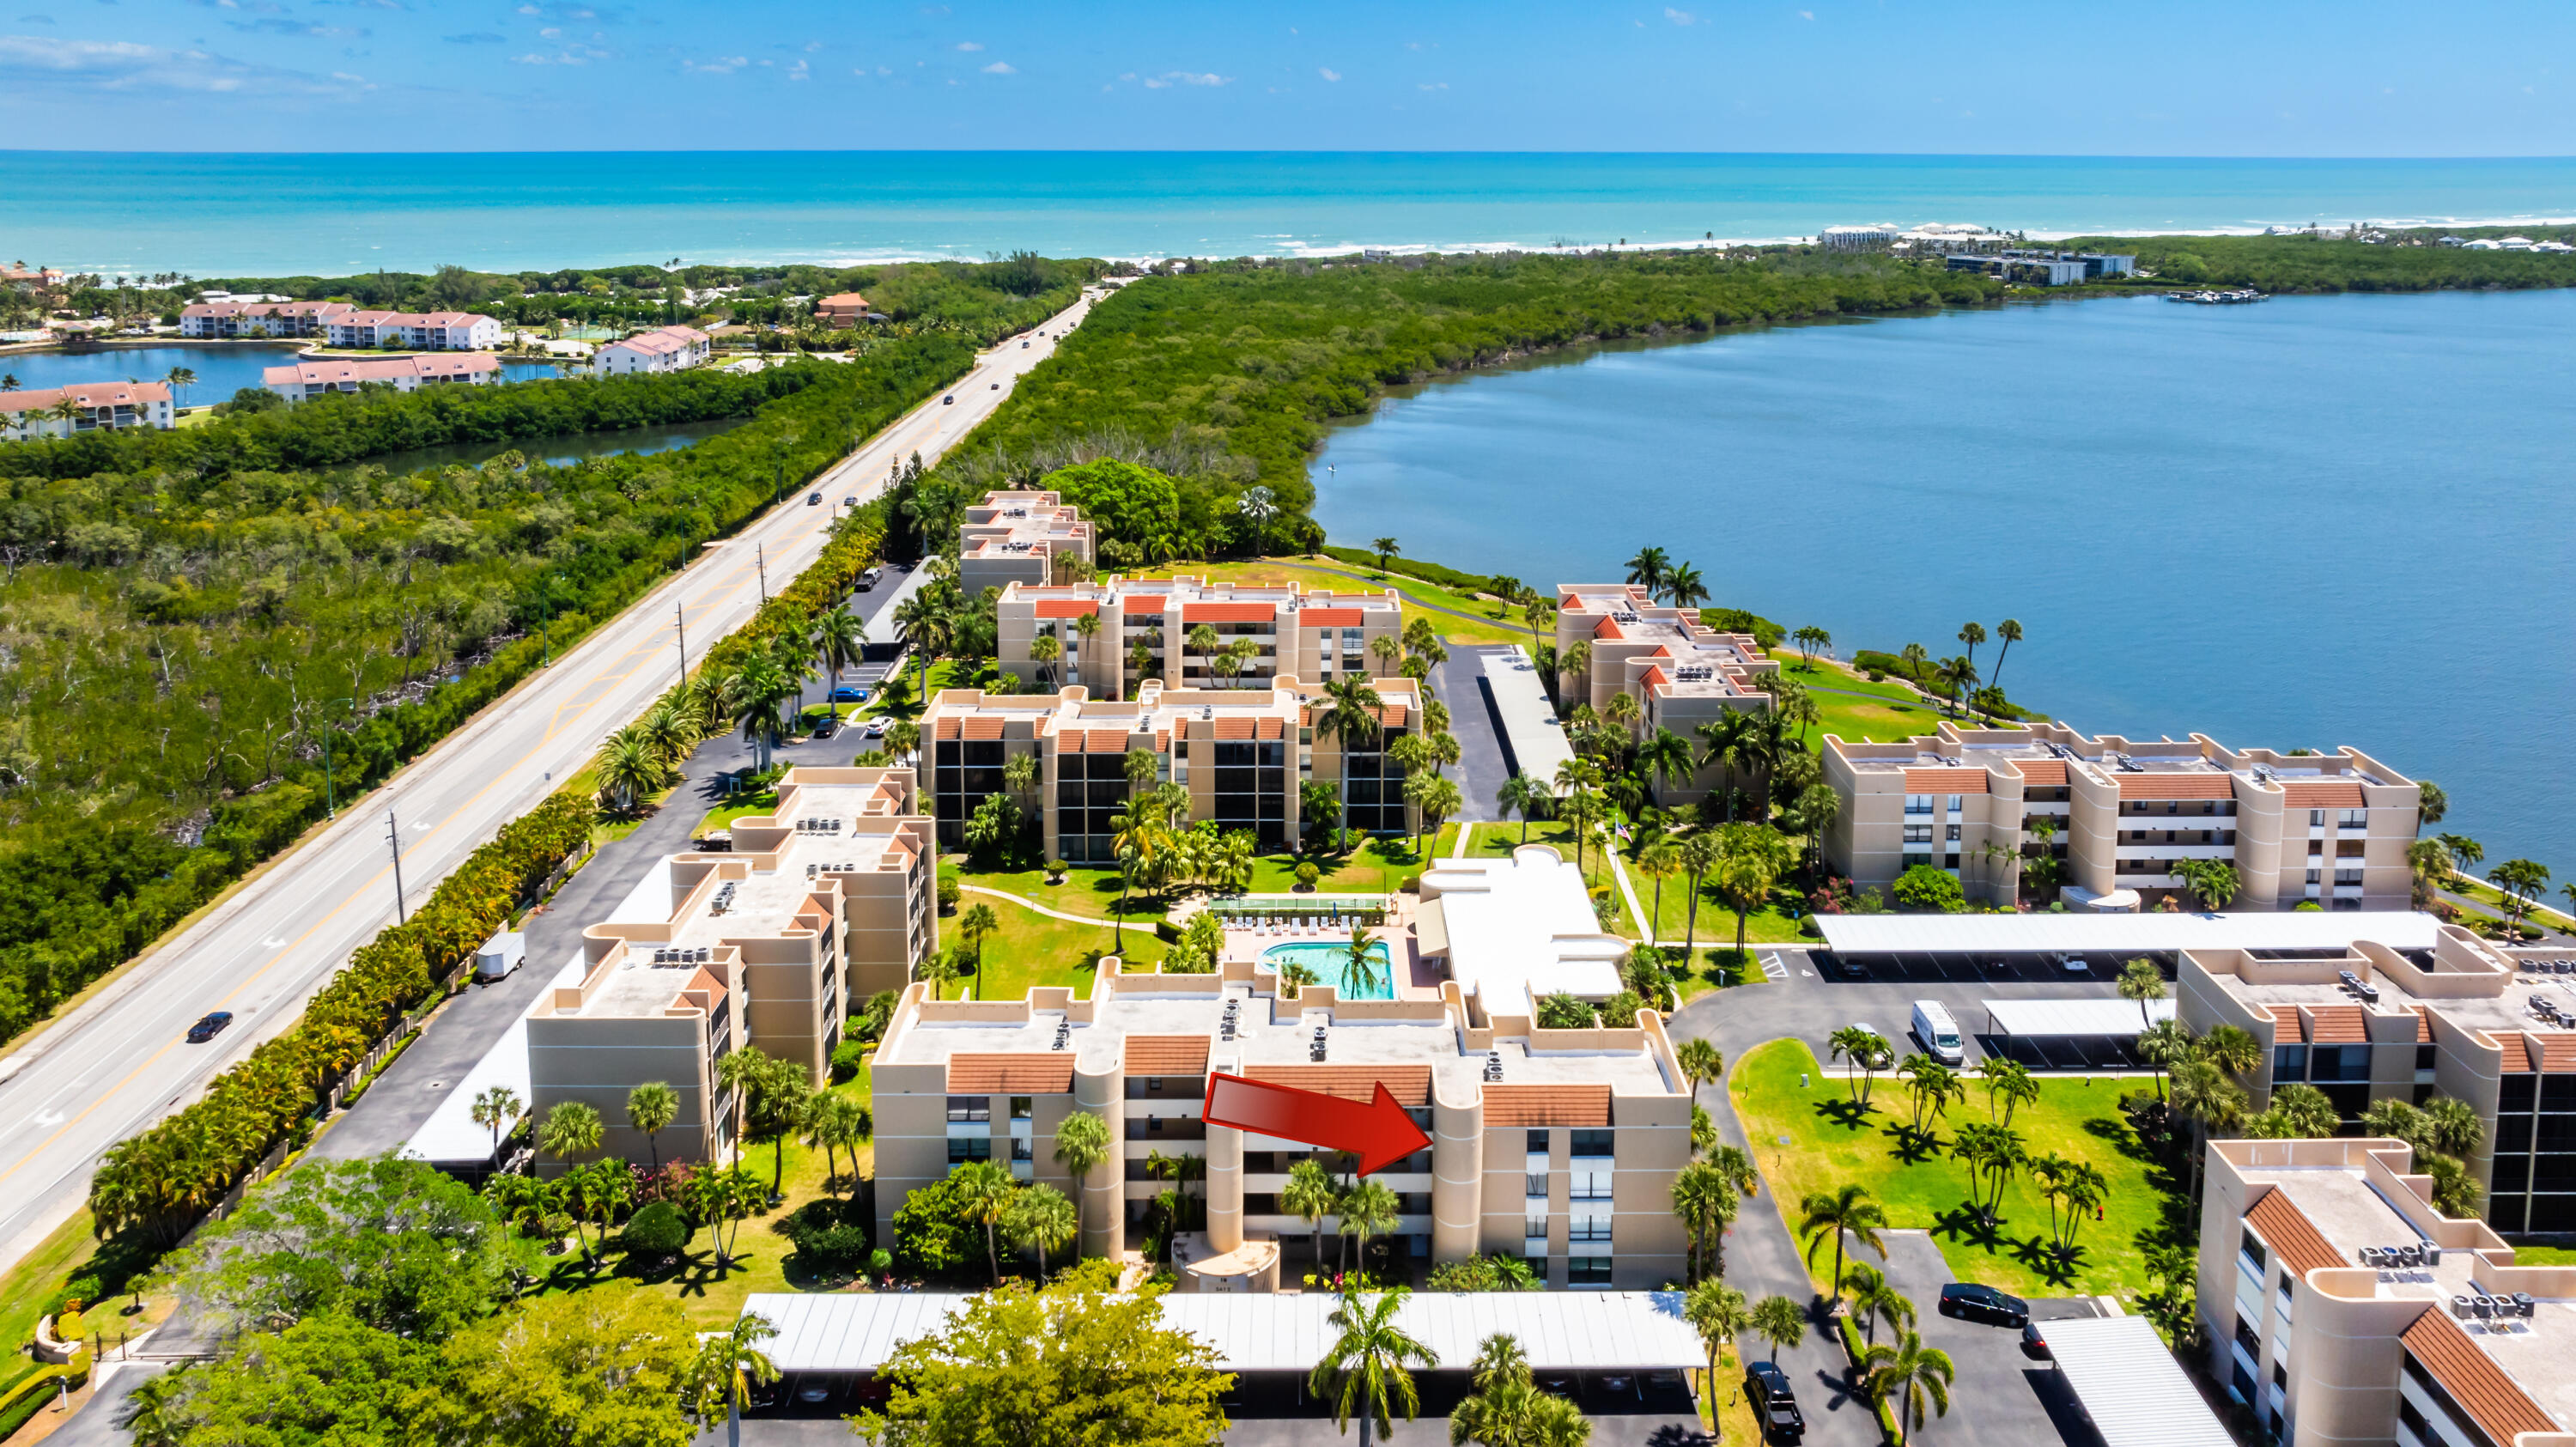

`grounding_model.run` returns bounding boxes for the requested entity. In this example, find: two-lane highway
[0,285,1113,1272]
